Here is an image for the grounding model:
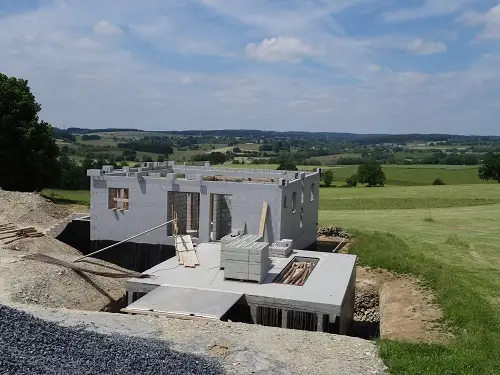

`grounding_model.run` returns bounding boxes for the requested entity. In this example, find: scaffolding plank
[258,201,268,237]
[123,286,243,320]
